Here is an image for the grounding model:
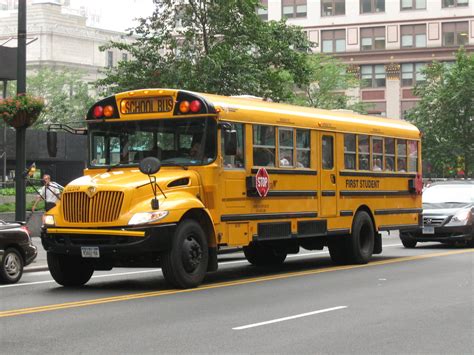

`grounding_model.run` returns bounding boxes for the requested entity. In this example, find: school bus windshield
[88,117,217,168]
